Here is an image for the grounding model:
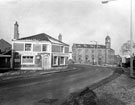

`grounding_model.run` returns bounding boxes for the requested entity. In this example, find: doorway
[42,54,49,70]
[98,57,102,65]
